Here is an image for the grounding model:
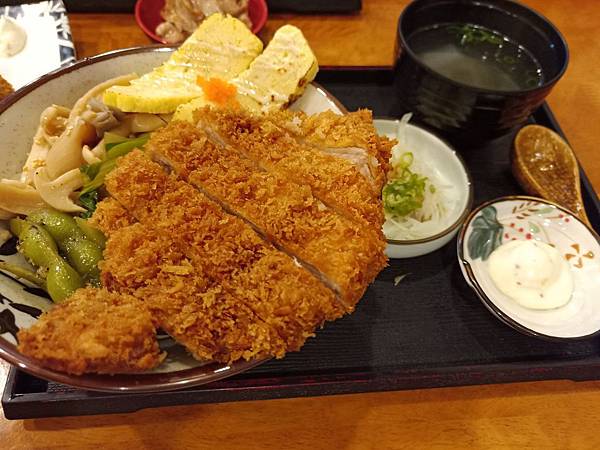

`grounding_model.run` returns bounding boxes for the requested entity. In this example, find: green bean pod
[74,216,106,249]
[10,218,59,268]
[28,209,103,283]
[46,260,83,302]
[62,236,102,284]
[0,261,46,287]
[9,217,83,302]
